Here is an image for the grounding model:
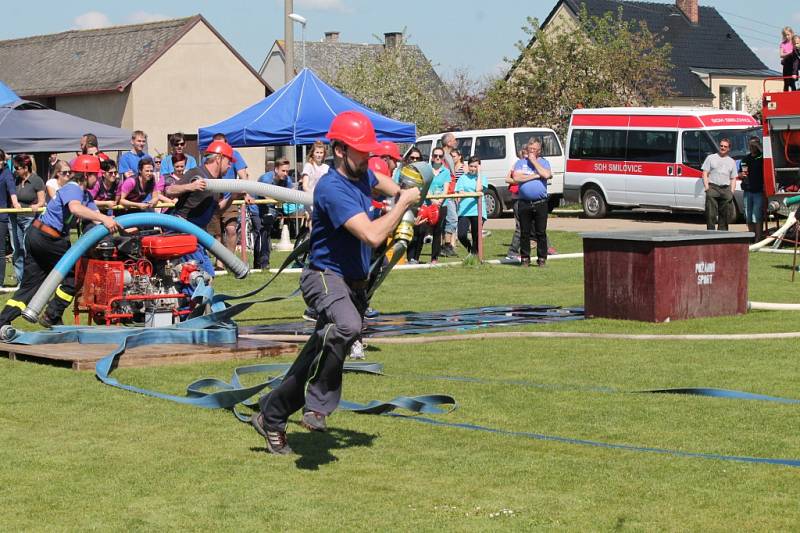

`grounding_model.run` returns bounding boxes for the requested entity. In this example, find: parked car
[411,128,565,217]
